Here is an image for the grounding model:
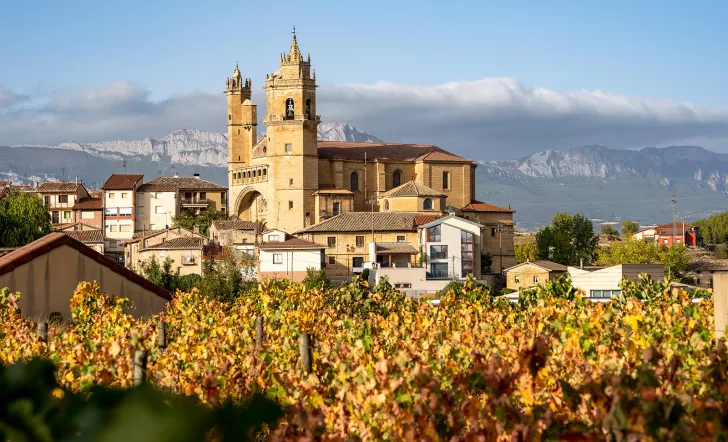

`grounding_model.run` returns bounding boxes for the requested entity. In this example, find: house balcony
[182,255,196,265]
[181,198,210,207]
